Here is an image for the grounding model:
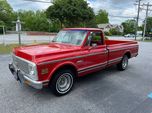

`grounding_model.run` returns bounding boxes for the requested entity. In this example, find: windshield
[52,30,87,45]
